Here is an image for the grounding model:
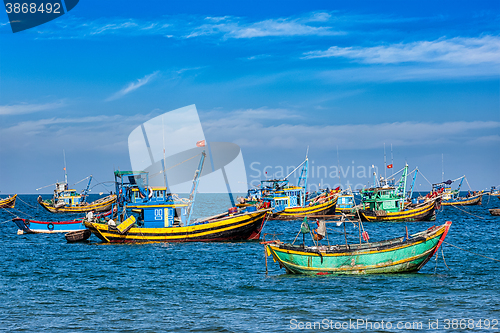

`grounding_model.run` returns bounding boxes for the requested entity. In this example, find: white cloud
[317,63,500,82]
[0,101,66,115]
[303,36,500,65]
[202,109,500,150]
[188,15,343,39]
[106,71,159,101]
[0,113,153,153]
